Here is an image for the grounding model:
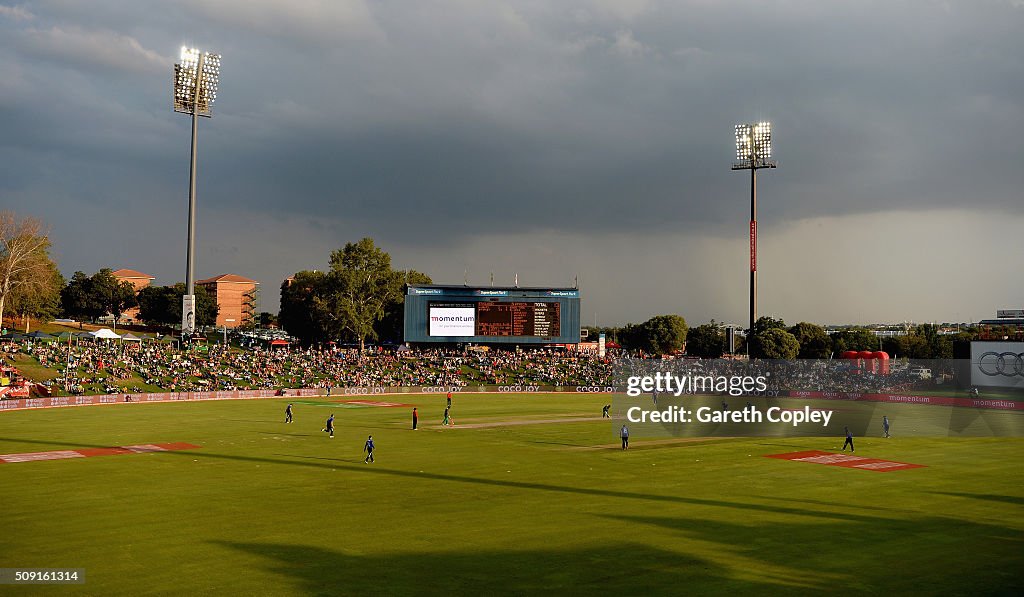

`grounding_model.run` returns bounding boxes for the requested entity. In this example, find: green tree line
[0,210,1008,354]
[587,316,969,359]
